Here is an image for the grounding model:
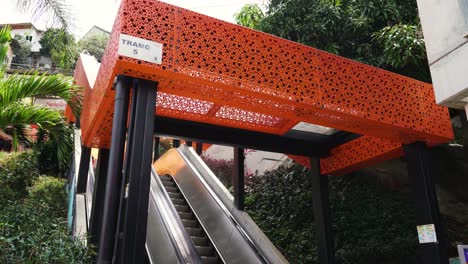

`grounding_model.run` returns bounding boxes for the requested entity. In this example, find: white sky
[0,0,267,39]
